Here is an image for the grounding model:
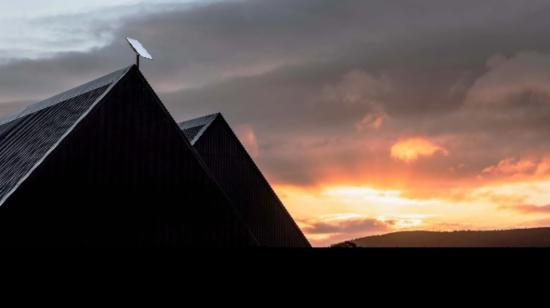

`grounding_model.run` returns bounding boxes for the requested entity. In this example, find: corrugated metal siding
[0,67,258,248]
[181,125,203,141]
[188,115,311,247]
[178,114,217,144]
[0,86,109,203]
[0,67,128,126]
